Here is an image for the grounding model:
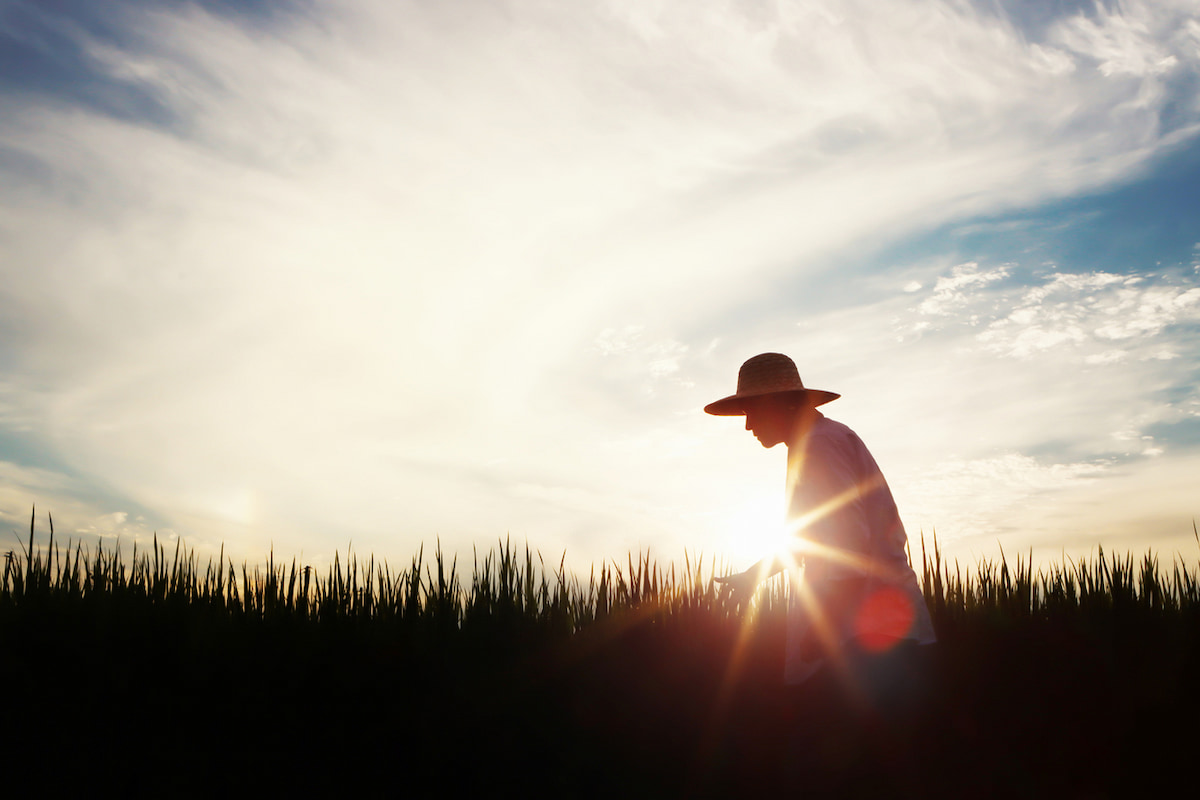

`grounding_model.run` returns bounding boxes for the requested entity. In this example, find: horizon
[2,0,1200,575]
